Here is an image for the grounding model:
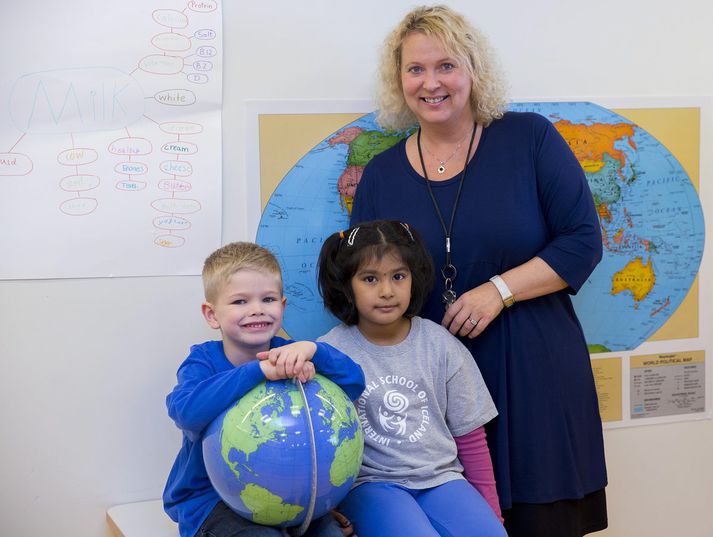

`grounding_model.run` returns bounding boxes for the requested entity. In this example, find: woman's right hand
[441,281,504,339]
